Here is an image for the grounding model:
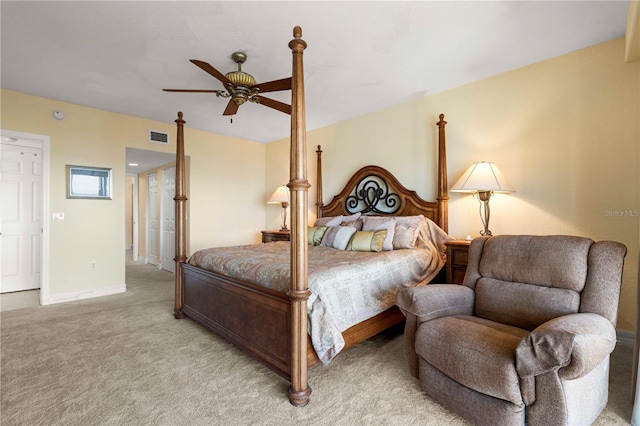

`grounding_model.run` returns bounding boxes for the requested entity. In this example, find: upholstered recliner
[396,235,626,426]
